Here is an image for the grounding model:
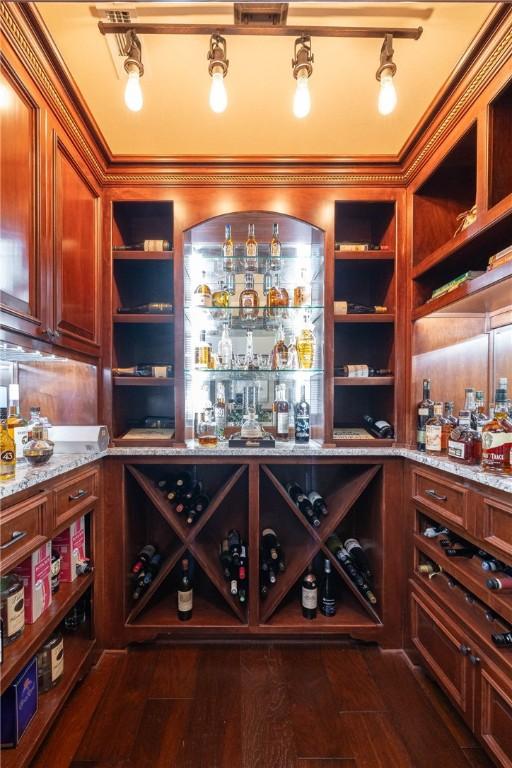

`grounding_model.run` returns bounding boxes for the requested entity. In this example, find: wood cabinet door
[0,61,45,338]
[478,656,512,767]
[410,586,474,727]
[52,134,100,356]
